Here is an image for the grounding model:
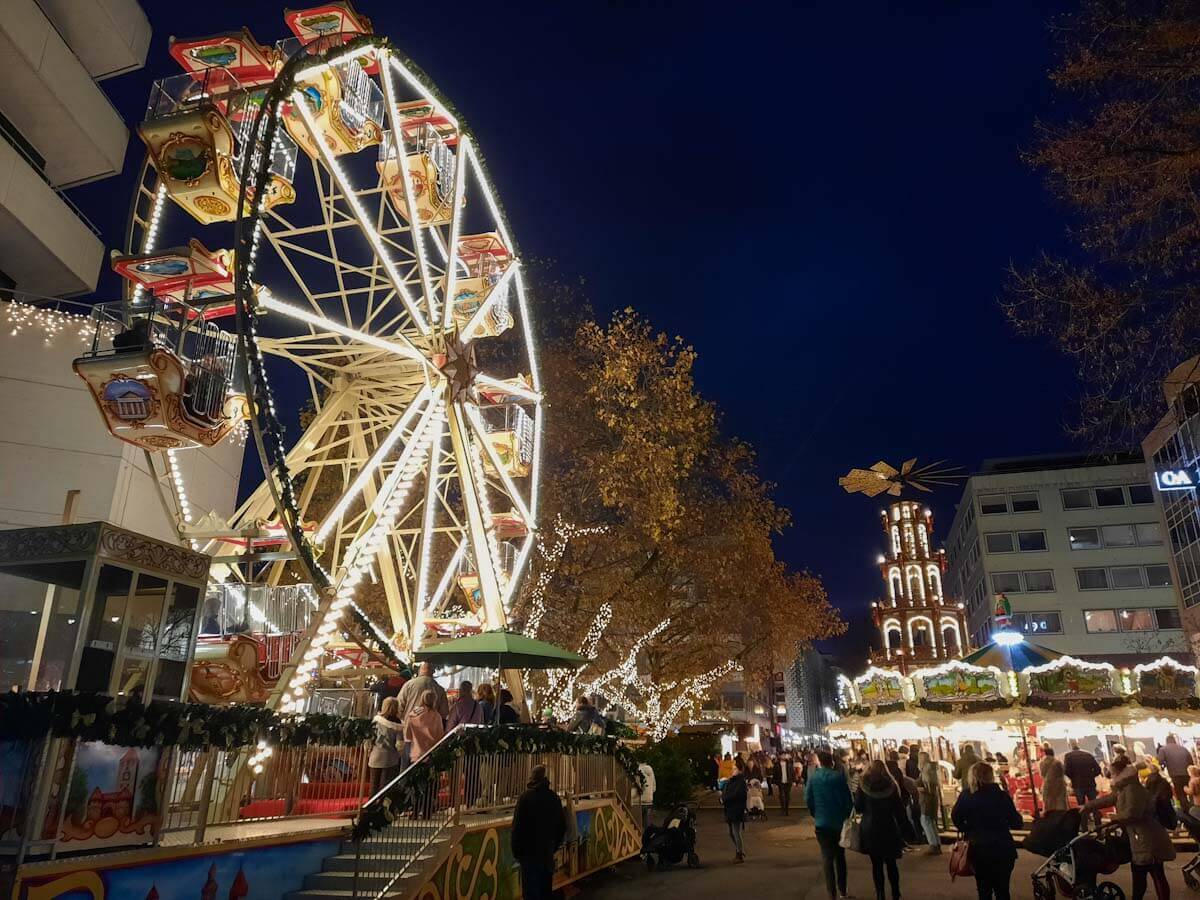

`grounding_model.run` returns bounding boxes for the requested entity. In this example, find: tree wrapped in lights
[514,270,843,732]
